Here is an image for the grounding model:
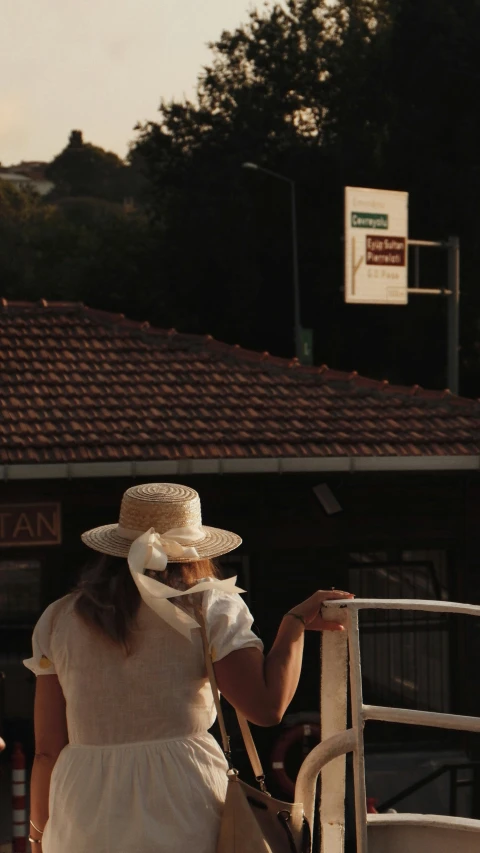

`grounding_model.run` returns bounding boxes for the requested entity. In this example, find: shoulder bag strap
[196,602,266,784]
[196,603,231,758]
[235,710,265,784]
